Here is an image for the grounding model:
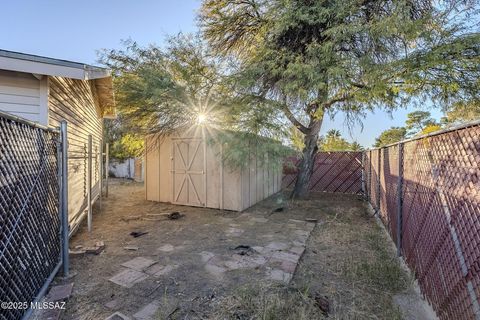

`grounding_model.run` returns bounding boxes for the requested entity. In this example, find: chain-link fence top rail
[282,152,363,194]
[365,123,480,320]
[0,114,60,320]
